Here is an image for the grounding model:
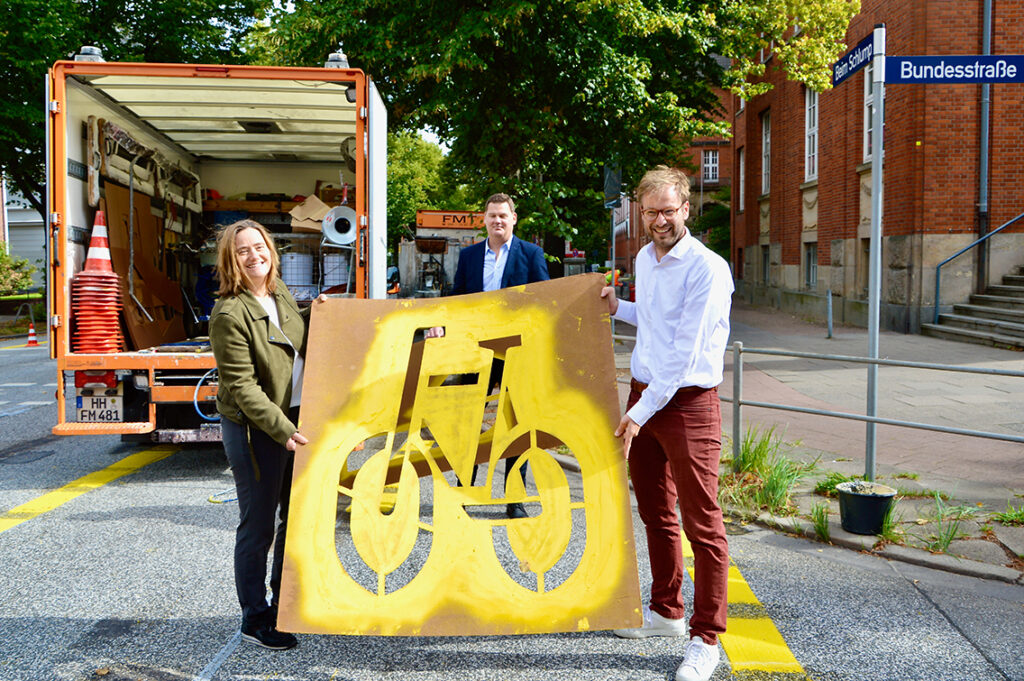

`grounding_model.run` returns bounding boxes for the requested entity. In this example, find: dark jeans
[627,385,728,645]
[221,408,296,628]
